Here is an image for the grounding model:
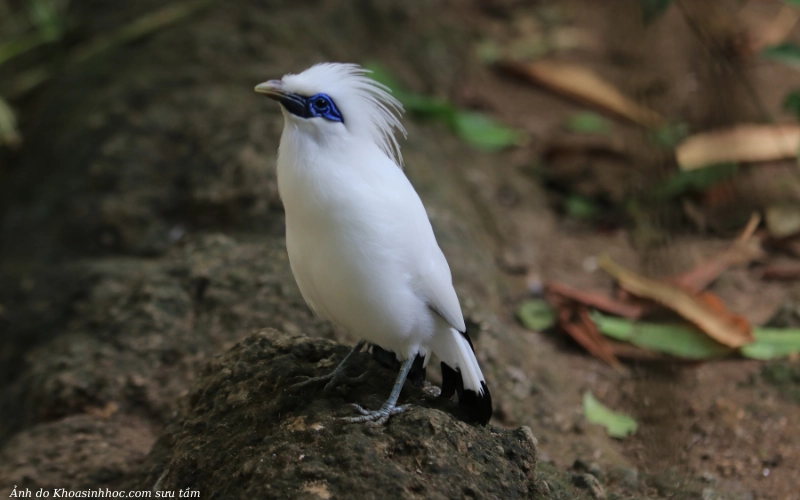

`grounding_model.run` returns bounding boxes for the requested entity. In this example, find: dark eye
[313,97,329,110]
